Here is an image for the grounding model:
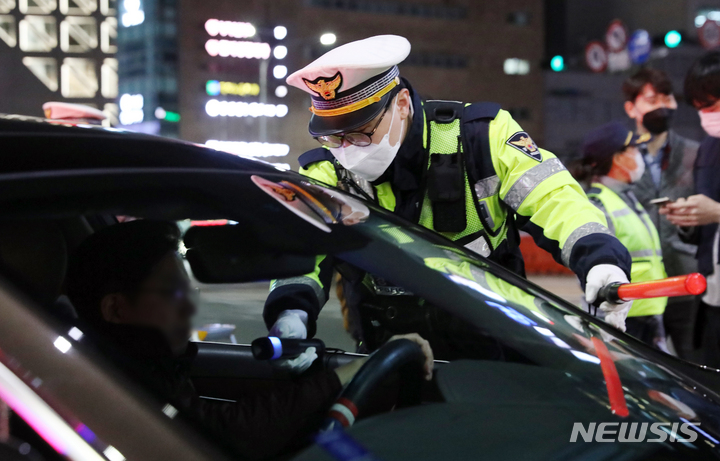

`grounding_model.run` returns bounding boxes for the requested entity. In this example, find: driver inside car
[65,220,434,460]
